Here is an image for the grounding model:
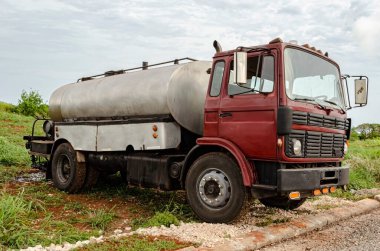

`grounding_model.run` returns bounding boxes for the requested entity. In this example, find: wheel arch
[181,137,256,187]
